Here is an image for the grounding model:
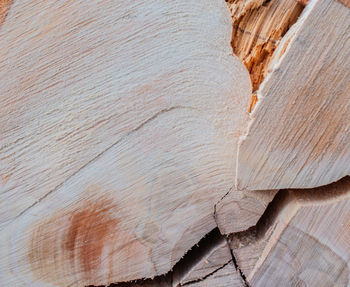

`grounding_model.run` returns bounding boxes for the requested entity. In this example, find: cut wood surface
[0,0,250,229]
[237,0,350,190]
[228,191,291,277]
[230,177,350,286]
[0,0,252,286]
[1,0,350,286]
[173,234,232,286]
[184,262,244,287]
[215,189,277,234]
